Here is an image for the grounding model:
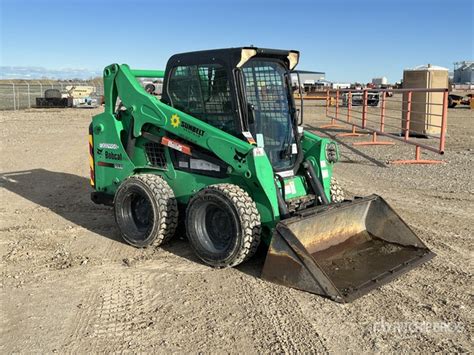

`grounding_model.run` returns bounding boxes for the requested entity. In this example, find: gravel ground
[0,104,472,353]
